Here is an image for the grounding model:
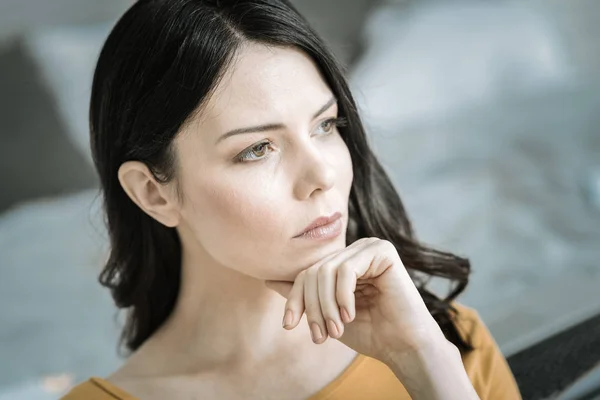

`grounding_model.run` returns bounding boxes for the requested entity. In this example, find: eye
[315,117,348,136]
[235,140,273,162]
[233,117,348,164]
